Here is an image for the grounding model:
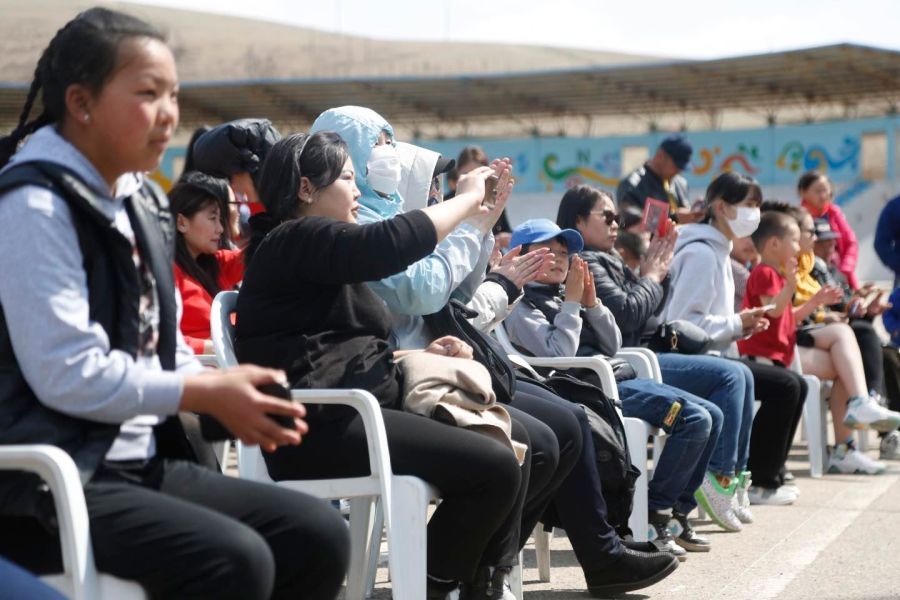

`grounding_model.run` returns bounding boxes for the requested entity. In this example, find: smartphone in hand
[641,197,670,238]
[257,382,297,429]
